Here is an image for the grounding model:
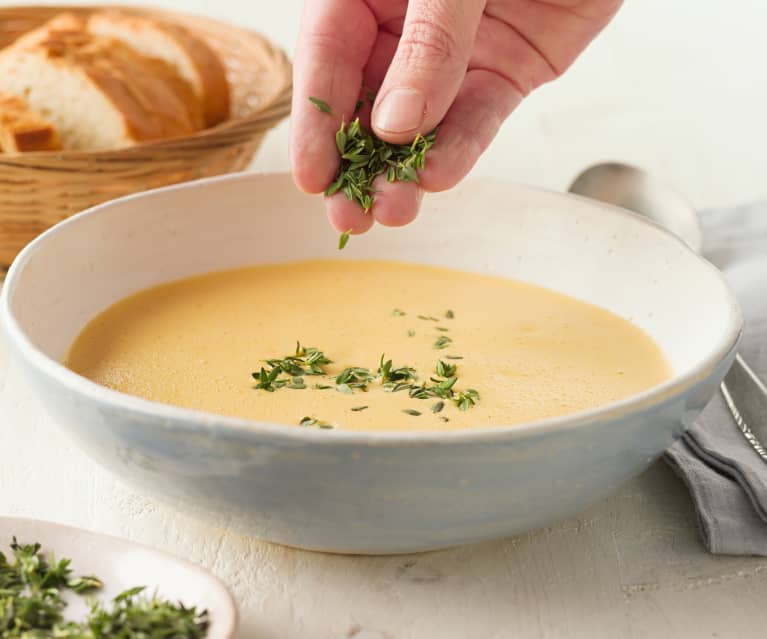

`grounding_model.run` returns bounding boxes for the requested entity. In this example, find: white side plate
[0,516,238,639]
